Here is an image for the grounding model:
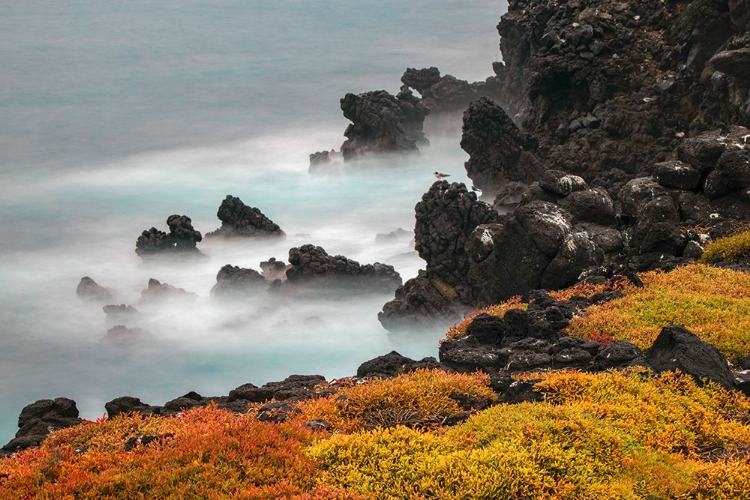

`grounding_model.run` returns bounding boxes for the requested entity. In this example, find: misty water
[0,0,506,443]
